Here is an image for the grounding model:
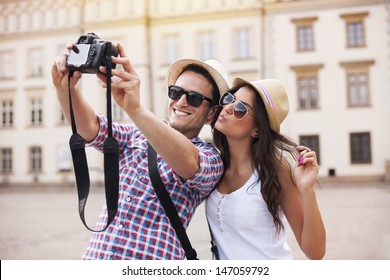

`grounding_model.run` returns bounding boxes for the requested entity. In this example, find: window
[340,12,368,48]
[347,22,364,47]
[291,17,317,52]
[300,135,320,165]
[234,28,251,59]
[290,64,323,110]
[1,99,13,128]
[297,26,314,51]
[350,132,371,164]
[198,31,215,61]
[30,98,43,126]
[7,14,19,32]
[348,72,368,106]
[28,48,44,77]
[58,146,71,172]
[1,148,12,174]
[297,76,318,109]
[112,101,126,122]
[0,51,15,79]
[30,146,42,172]
[340,60,374,107]
[163,34,179,65]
